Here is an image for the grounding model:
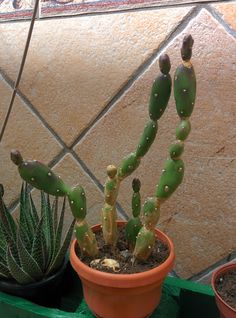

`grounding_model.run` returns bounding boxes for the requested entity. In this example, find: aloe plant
[10,34,196,264]
[0,183,75,285]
